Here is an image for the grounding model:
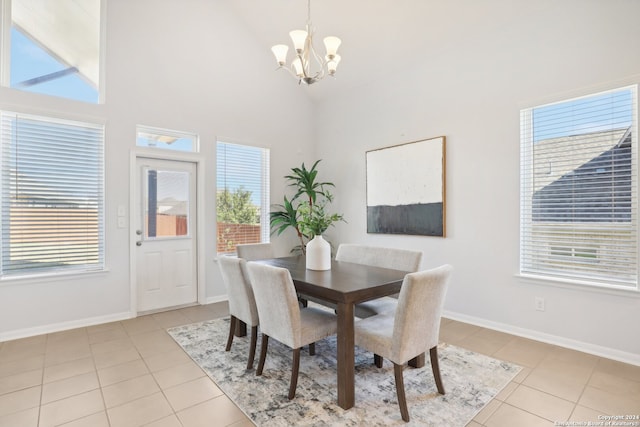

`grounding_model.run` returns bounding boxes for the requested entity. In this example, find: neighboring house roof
[158,198,188,216]
[532,127,629,193]
[533,127,632,222]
